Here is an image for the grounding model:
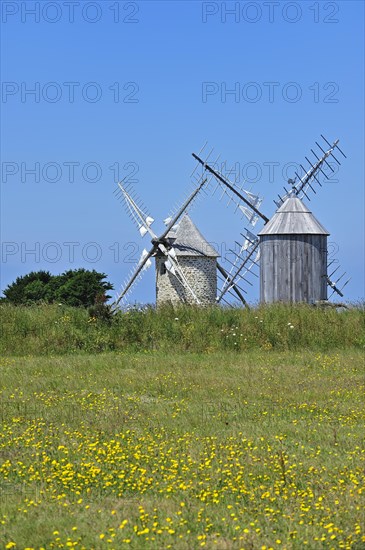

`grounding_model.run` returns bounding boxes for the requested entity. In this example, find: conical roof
[258,196,329,236]
[167,215,219,257]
